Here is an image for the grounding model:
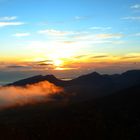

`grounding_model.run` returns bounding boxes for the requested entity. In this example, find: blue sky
[0,0,140,82]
